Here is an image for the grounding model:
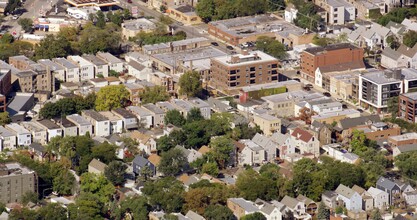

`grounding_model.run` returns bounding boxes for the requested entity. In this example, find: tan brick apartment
[210,50,279,92]
[0,163,38,204]
[399,92,417,123]
[388,133,417,147]
[208,14,315,47]
[300,43,364,82]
